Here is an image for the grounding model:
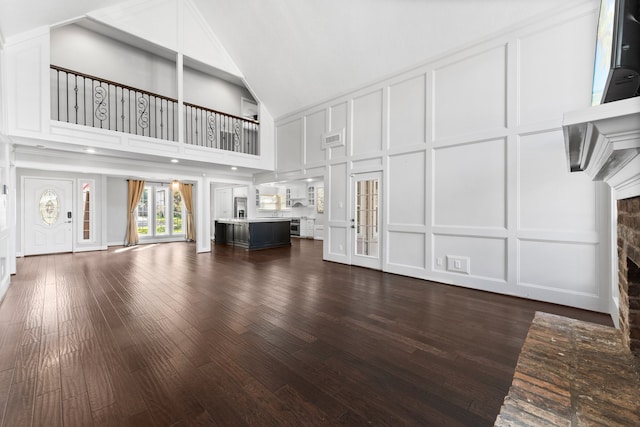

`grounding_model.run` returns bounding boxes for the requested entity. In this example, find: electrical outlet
[446,256,470,274]
[436,257,444,267]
